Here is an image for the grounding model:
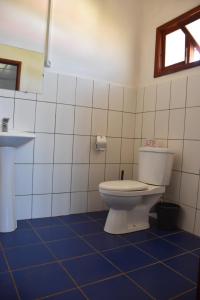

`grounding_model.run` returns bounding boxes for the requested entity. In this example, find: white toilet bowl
[99,146,174,234]
[99,180,164,234]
